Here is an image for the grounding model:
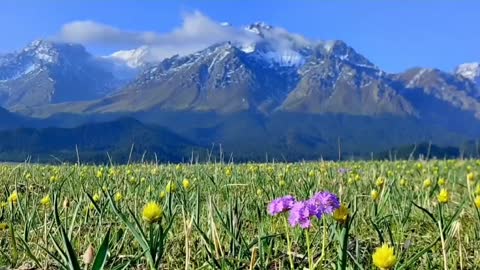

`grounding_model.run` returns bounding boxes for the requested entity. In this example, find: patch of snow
[241,43,256,53]
[208,50,230,73]
[106,46,150,68]
[456,62,480,81]
[407,68,428,88]
[256,49,305,67]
